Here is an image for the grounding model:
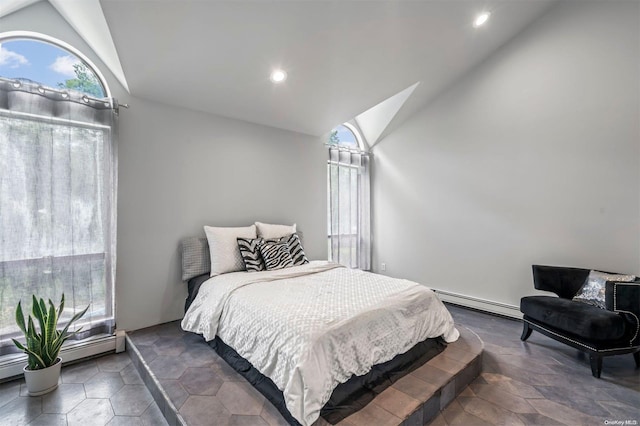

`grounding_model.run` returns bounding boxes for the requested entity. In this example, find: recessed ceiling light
[473,12,490,27]
[270,69,287,83]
